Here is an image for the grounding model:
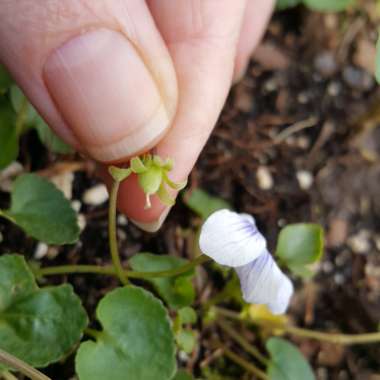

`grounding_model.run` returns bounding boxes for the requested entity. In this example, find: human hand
[0,0,274,231]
